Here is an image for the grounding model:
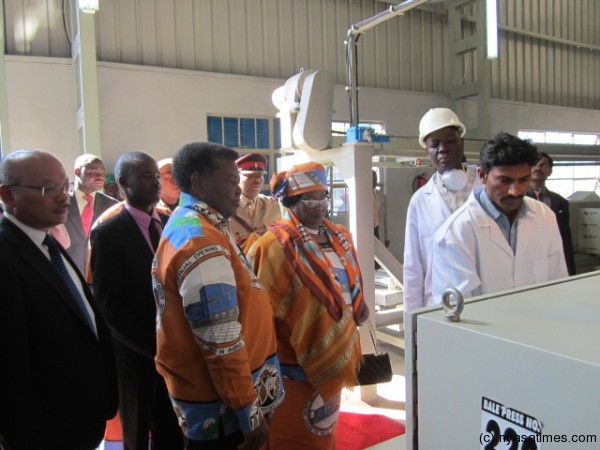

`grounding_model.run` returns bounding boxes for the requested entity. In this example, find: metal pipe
[0,0,11,156]
[345,0,431,127]
[375,308,404,328]
[459,14,600,53]
[351,0,430,35]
